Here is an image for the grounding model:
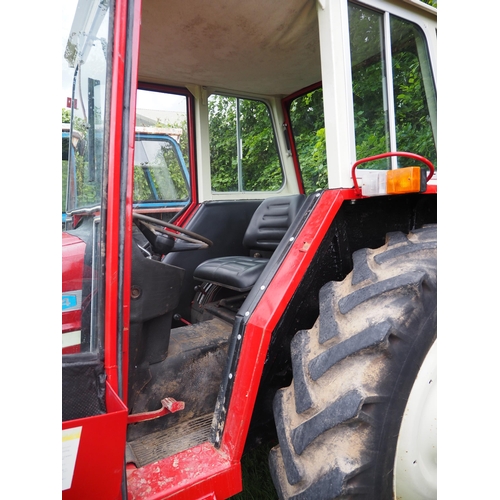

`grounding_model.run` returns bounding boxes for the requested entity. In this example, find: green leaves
[62,108,71,123]
[289,88,328,194]
[208,95,283,193]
